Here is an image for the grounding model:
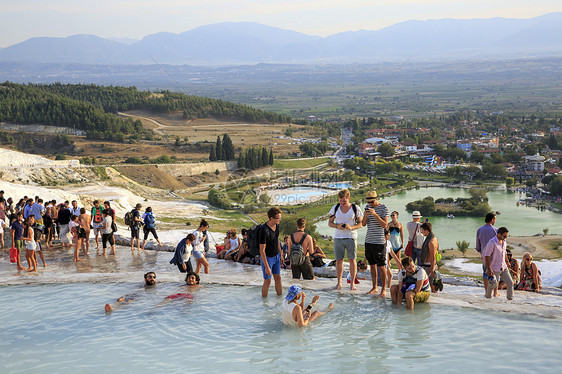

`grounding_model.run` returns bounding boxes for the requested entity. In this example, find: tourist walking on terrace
[10,212,25,270]
[170,233,196,273]
[141,207,162,250]
[281,285,333,327]
[100,209,116,255]
[130,203,143,252]
[406,211,424,265]
[484,227,513,300]
[361,190,388,297]
[500,249,519,290]
[259,207,284,297]
[191,220,210,274]
[328,189,363,290]
[57,201,72,248]
[476,213,498,297]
